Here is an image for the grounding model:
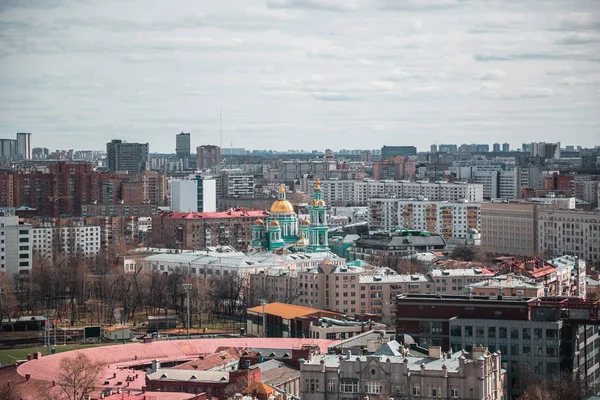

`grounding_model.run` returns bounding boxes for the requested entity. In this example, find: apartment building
[369,199,480,240]
[221,172,255,199]
[396,293,600,397]
[307,180,483,206]
[300,347,505,400]
[372,156,416,180]
[0,213,32,278]
[538,208,600,263]
[480,202,538,257]
[106,139,149,172]
[31,221,101,257]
